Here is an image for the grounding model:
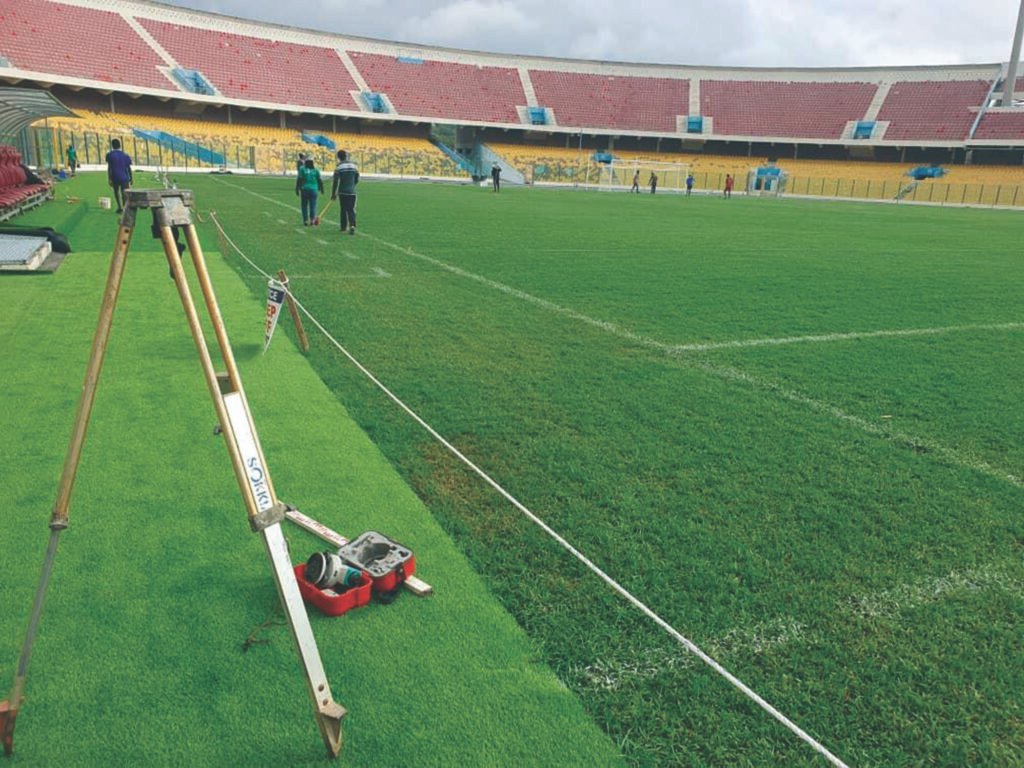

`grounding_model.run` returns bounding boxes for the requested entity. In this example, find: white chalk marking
[574,562,1022,692]
[212,183,1022,492]
[668,323,1024,353]
[695,360,1024,489]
